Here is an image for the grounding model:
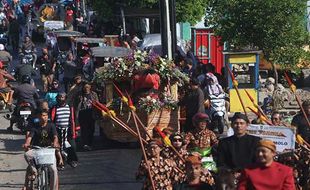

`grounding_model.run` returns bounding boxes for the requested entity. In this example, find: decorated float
[93,50,189,142]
